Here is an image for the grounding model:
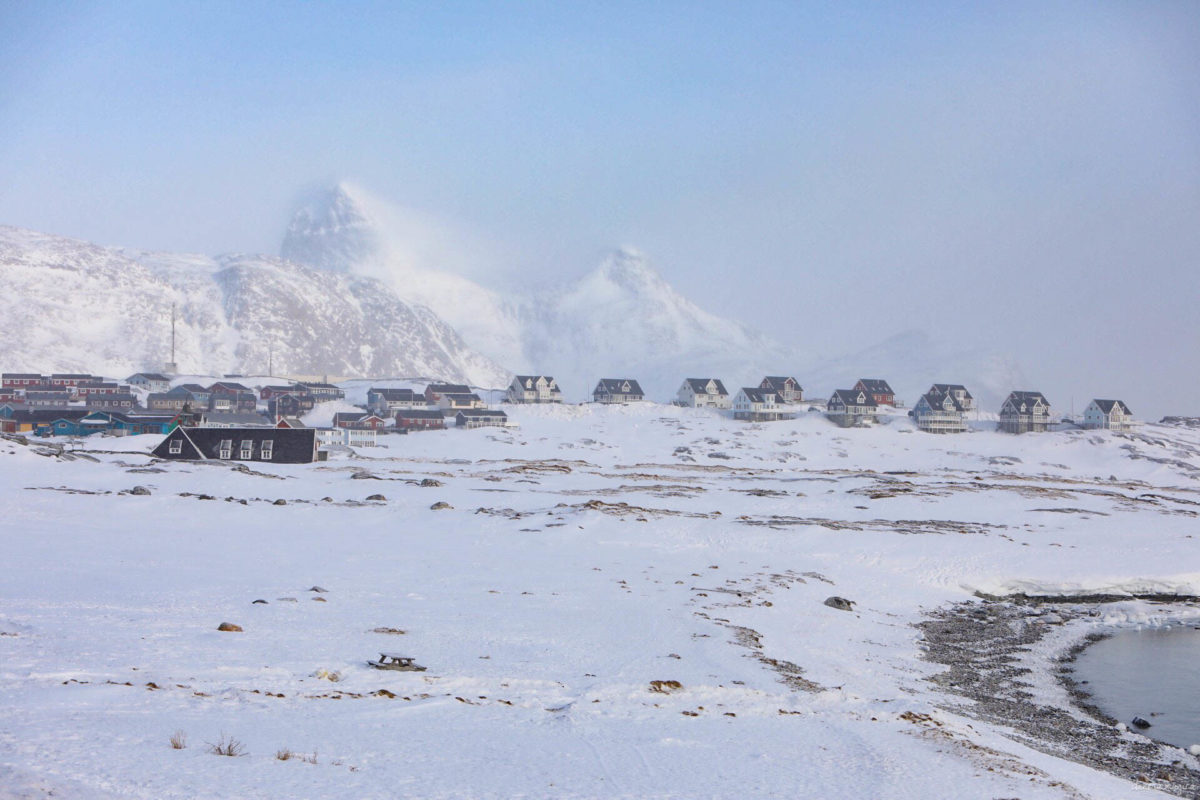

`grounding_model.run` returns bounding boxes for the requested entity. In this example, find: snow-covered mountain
[0,226,510,386]
[280,184,796,399]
